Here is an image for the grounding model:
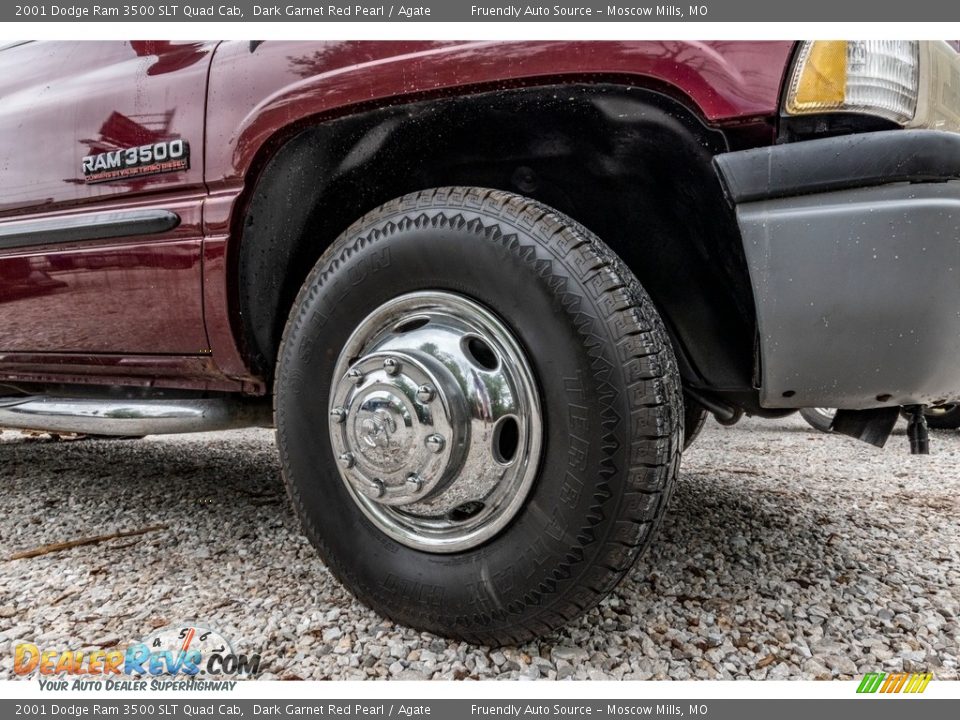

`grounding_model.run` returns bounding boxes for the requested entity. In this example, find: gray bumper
[715,131,960,410]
